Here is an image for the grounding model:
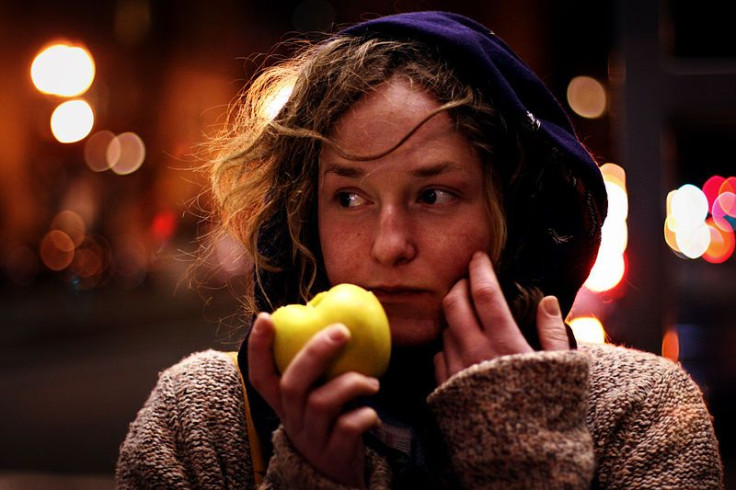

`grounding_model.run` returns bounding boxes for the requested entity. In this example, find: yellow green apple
[271,283,391,379]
